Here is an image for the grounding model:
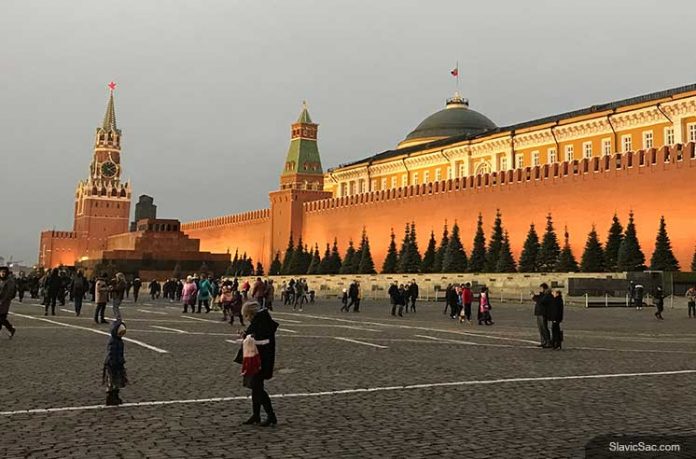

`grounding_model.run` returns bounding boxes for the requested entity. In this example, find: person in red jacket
[459,283,473,324]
